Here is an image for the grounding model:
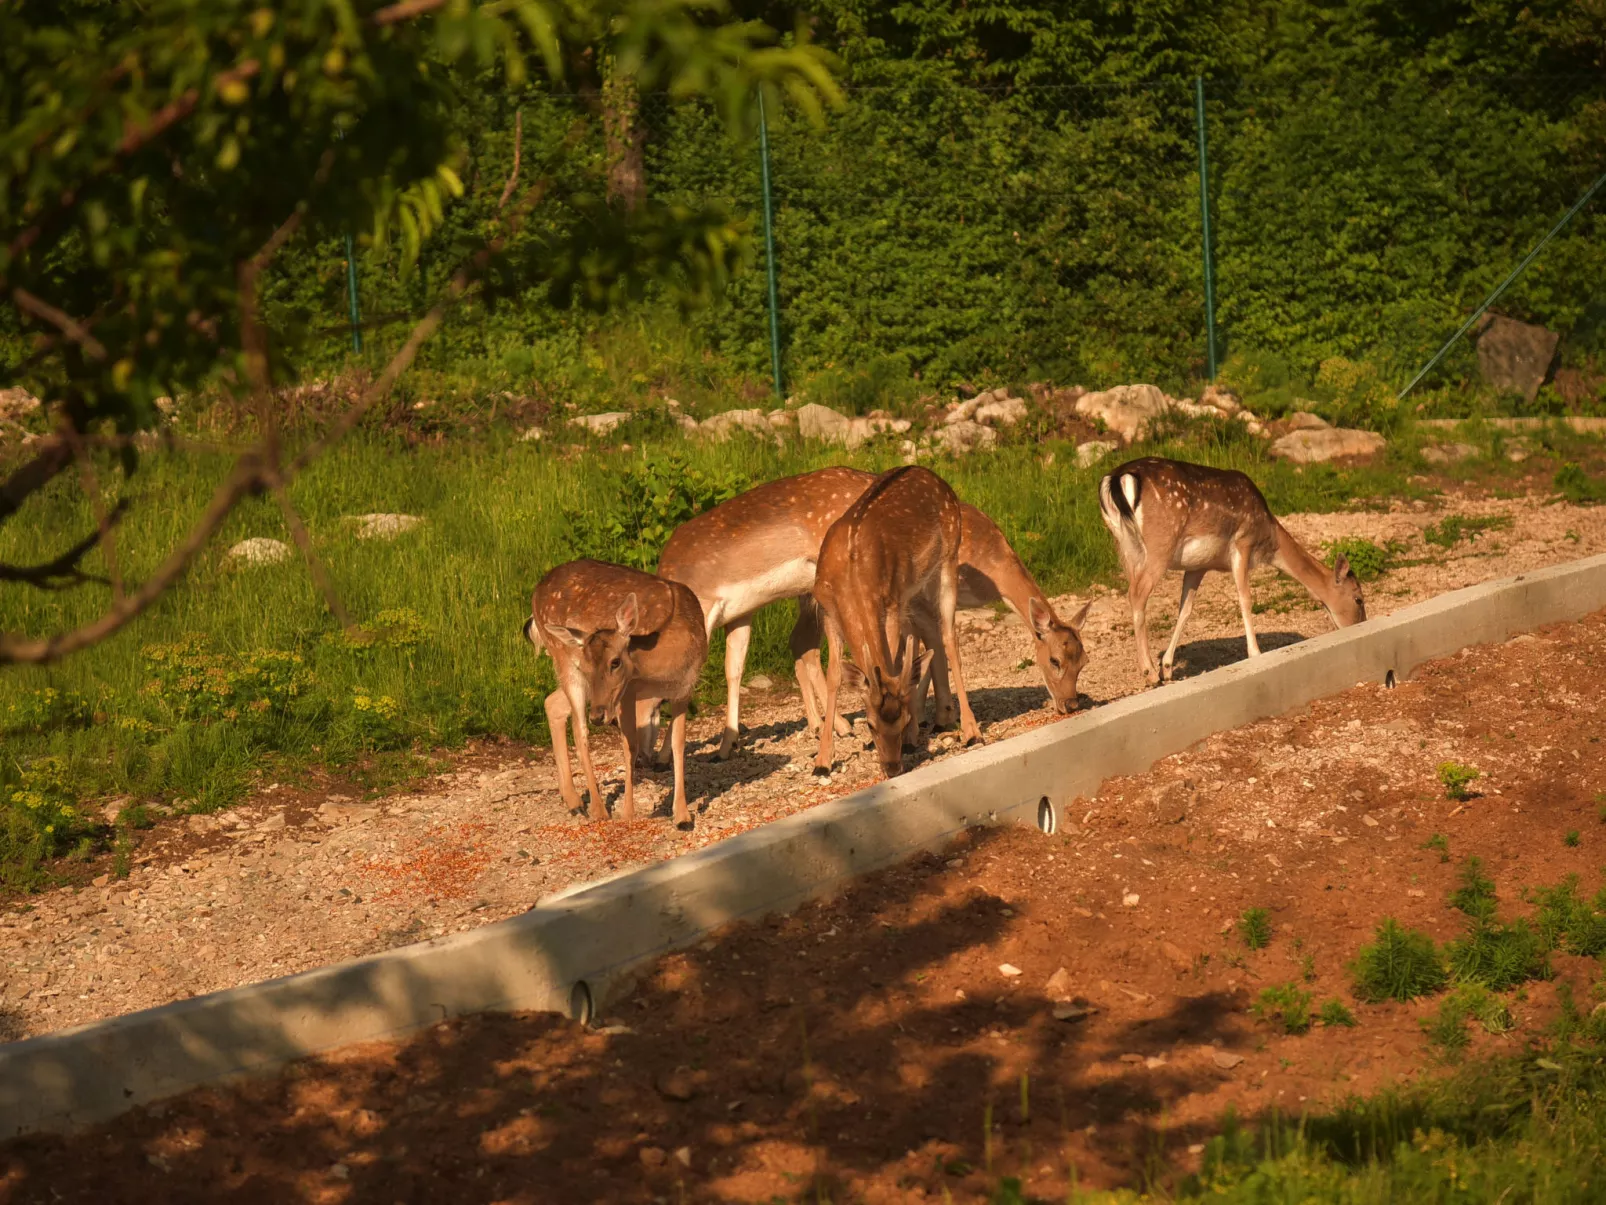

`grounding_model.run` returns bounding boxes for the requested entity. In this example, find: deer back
[1102,457,1278,565]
